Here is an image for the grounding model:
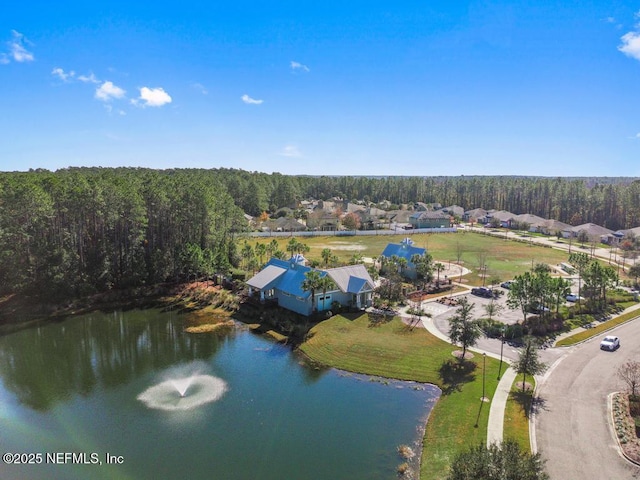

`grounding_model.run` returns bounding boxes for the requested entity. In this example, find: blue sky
[1,1,640,176]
